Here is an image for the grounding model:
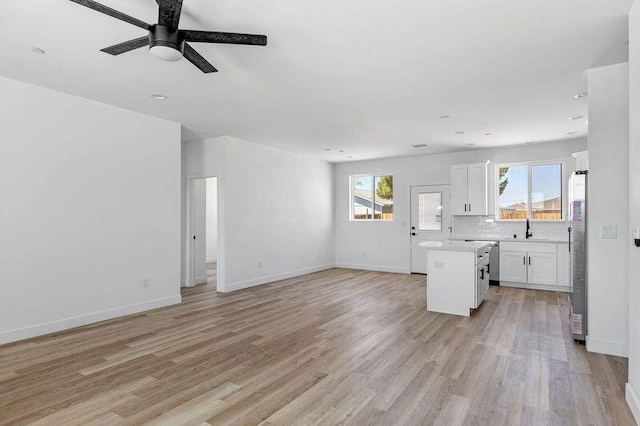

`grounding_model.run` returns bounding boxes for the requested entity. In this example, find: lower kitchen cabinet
[527,252,557,285]
[500,251,528,282]
[499,242,569,292]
